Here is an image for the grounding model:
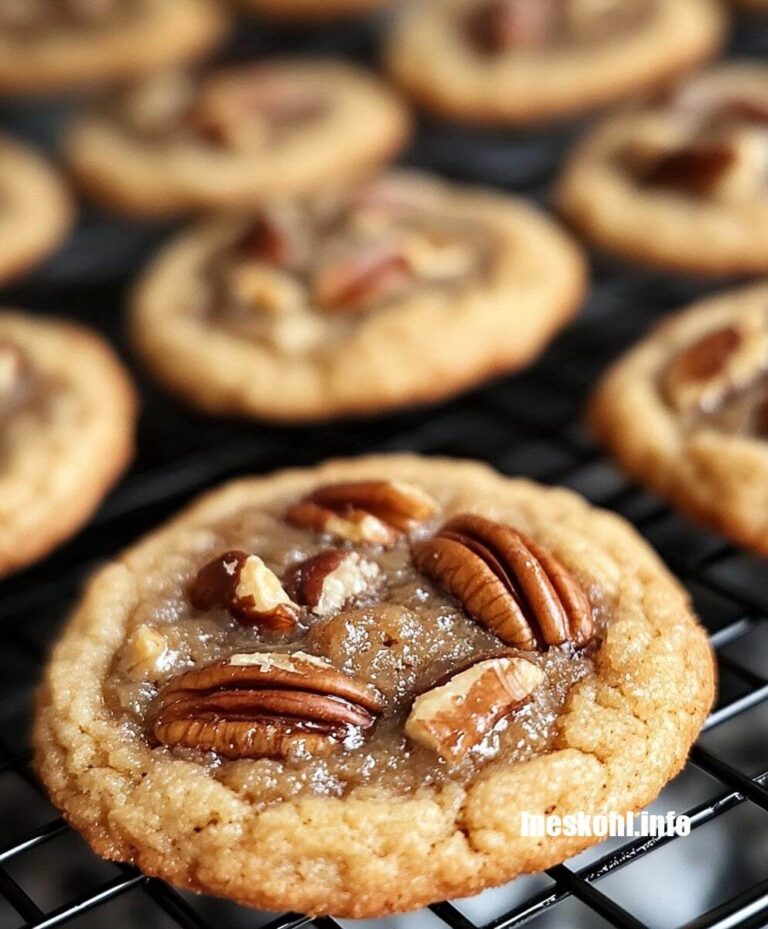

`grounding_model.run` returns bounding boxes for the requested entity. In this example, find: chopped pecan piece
[312,243,412,314]
[235,207,307,271]
[639,143,737,197]
[665,316,768,414]
[463,0,560,54]
[405,655,544,762]
[285,480,437,546]
[226,262,304,317]
[285,550,380,616]
[412,514,593,650]
[151,651,383,759]
[191,70,325,148]
[189,550,300,632]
